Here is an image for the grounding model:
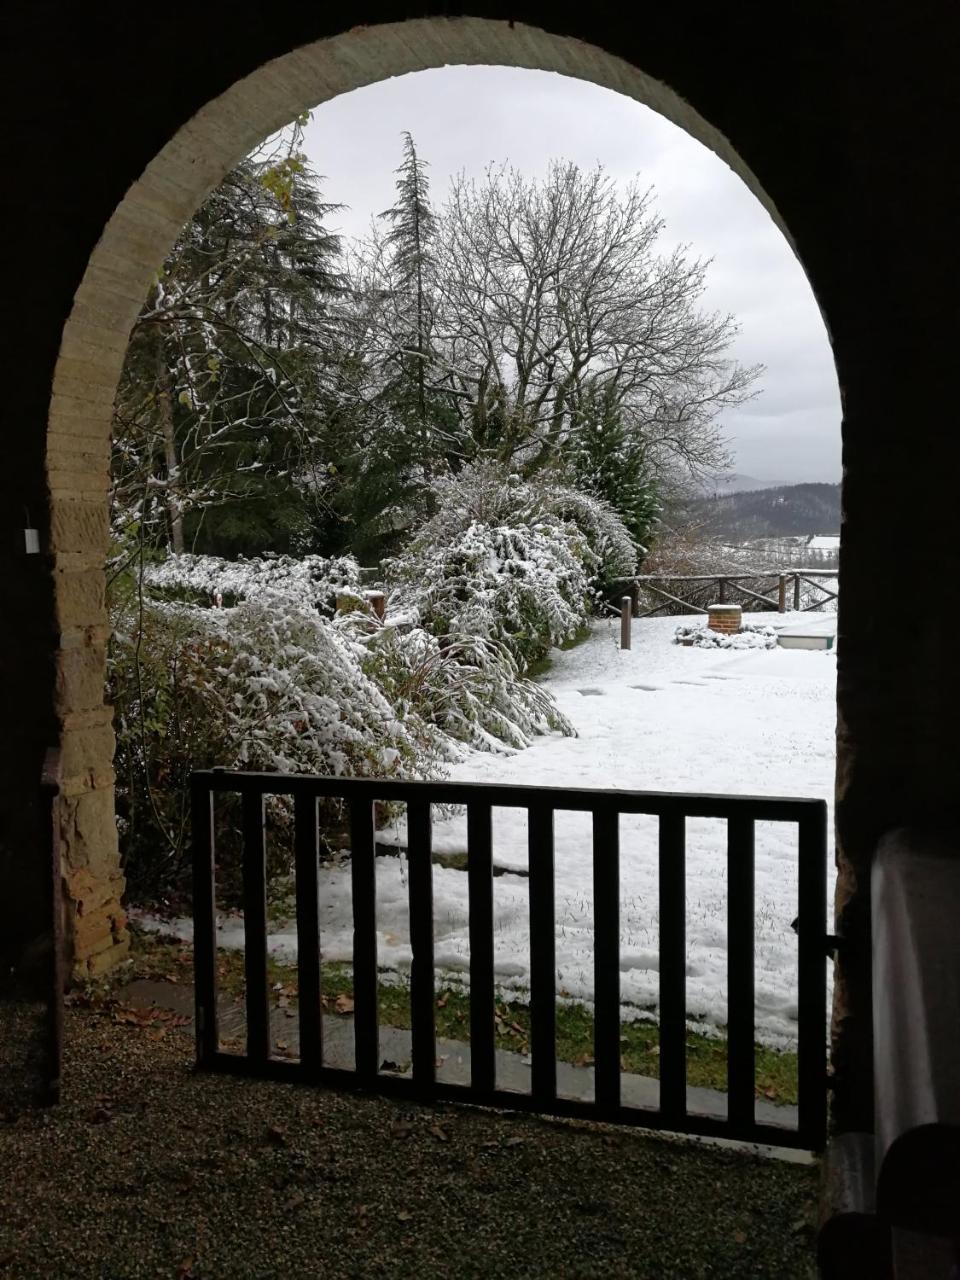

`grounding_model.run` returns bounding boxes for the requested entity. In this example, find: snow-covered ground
[141,613,836,1050]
